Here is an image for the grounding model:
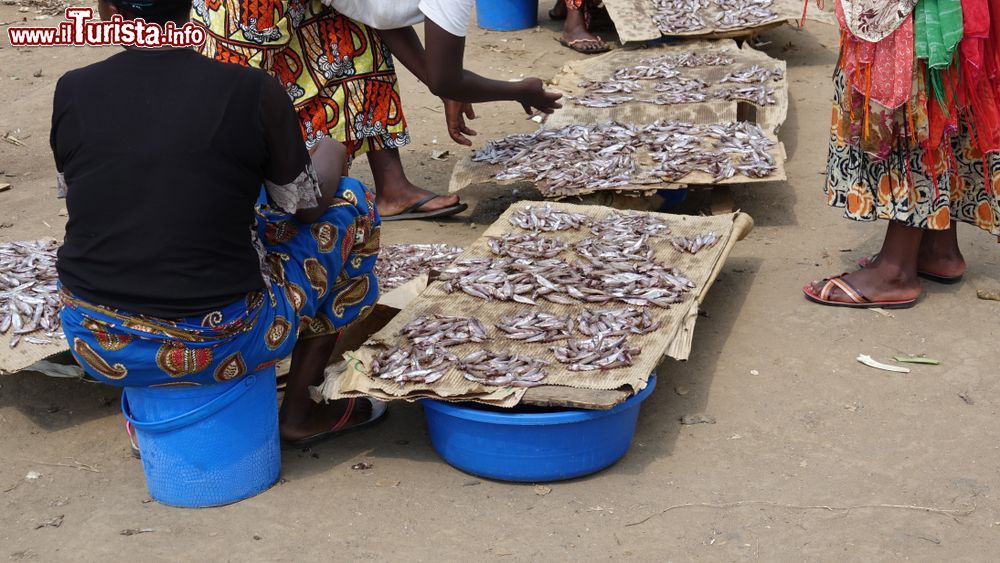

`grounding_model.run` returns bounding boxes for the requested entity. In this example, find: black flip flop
[381,194,468,222]
[282,397,389,449]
